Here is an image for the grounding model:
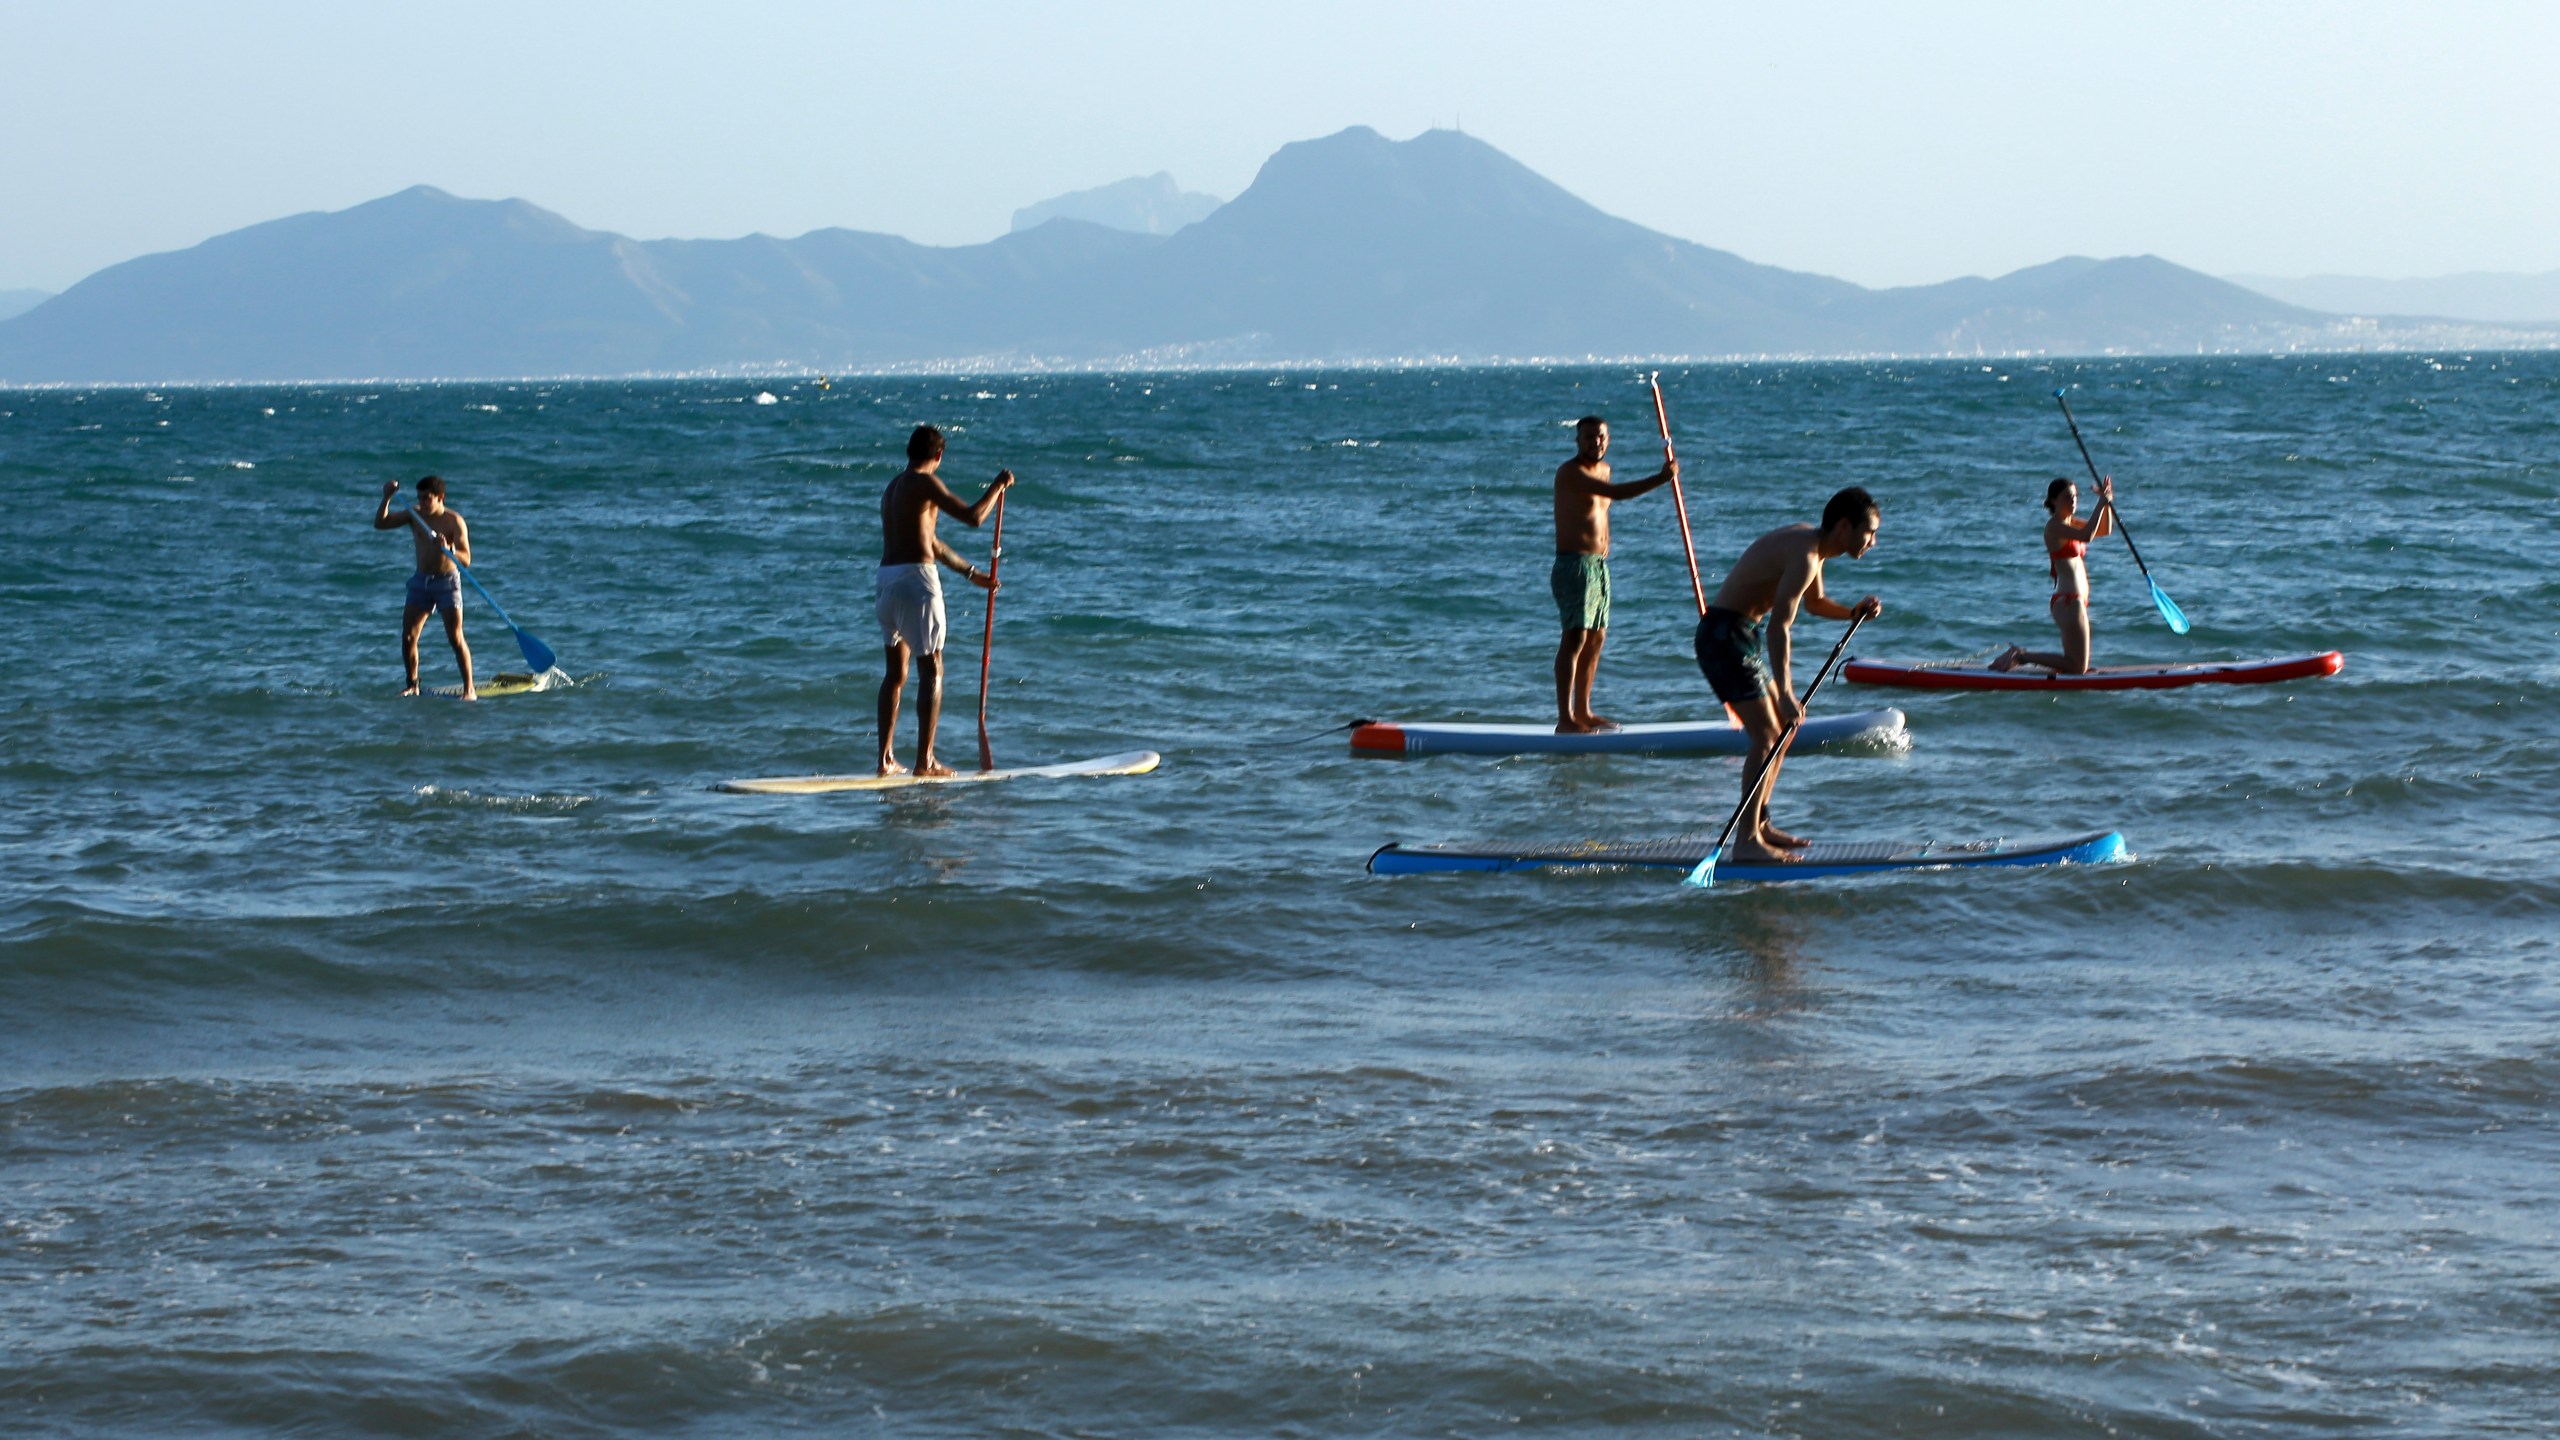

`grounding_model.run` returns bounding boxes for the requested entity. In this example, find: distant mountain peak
[1011,173,1222,236]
